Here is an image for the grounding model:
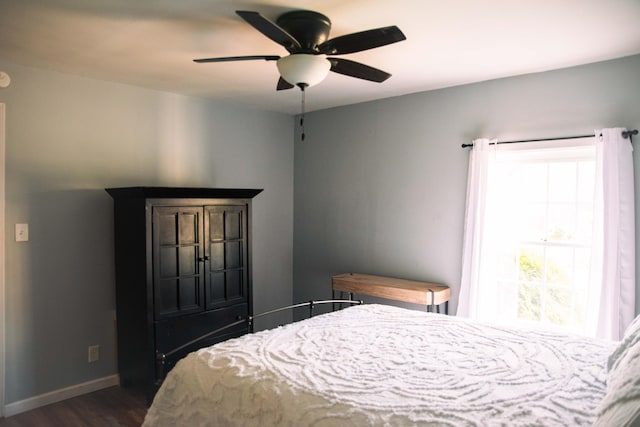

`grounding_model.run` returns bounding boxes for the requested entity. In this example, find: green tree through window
[517,250,575,326]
